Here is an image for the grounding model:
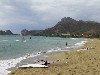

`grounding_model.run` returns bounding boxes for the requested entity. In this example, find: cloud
[0,0,100,33]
